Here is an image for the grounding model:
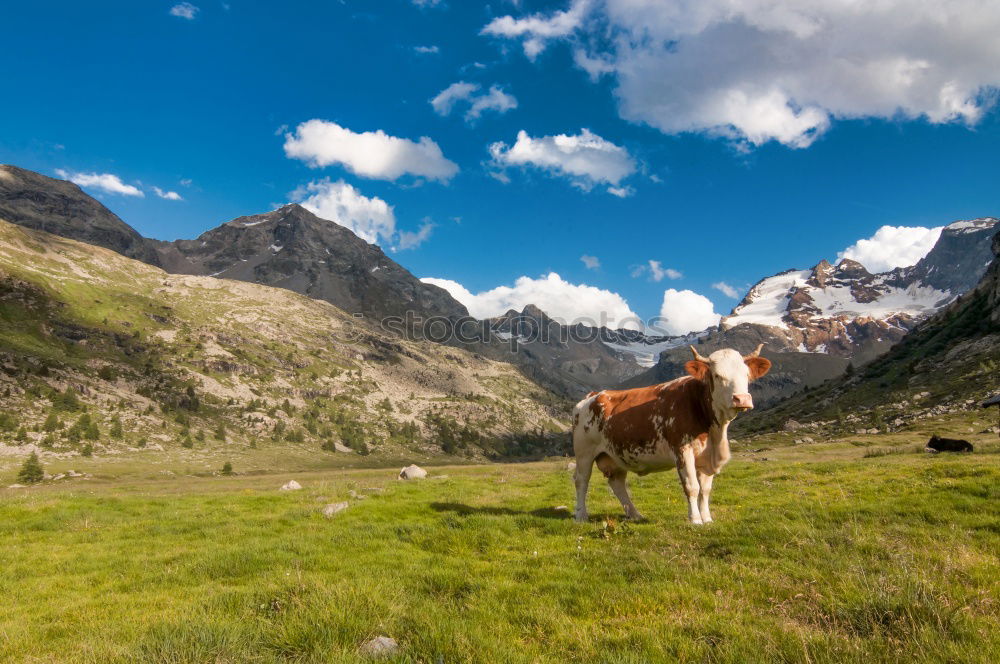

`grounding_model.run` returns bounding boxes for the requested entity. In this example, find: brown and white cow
[571,345,771,524]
